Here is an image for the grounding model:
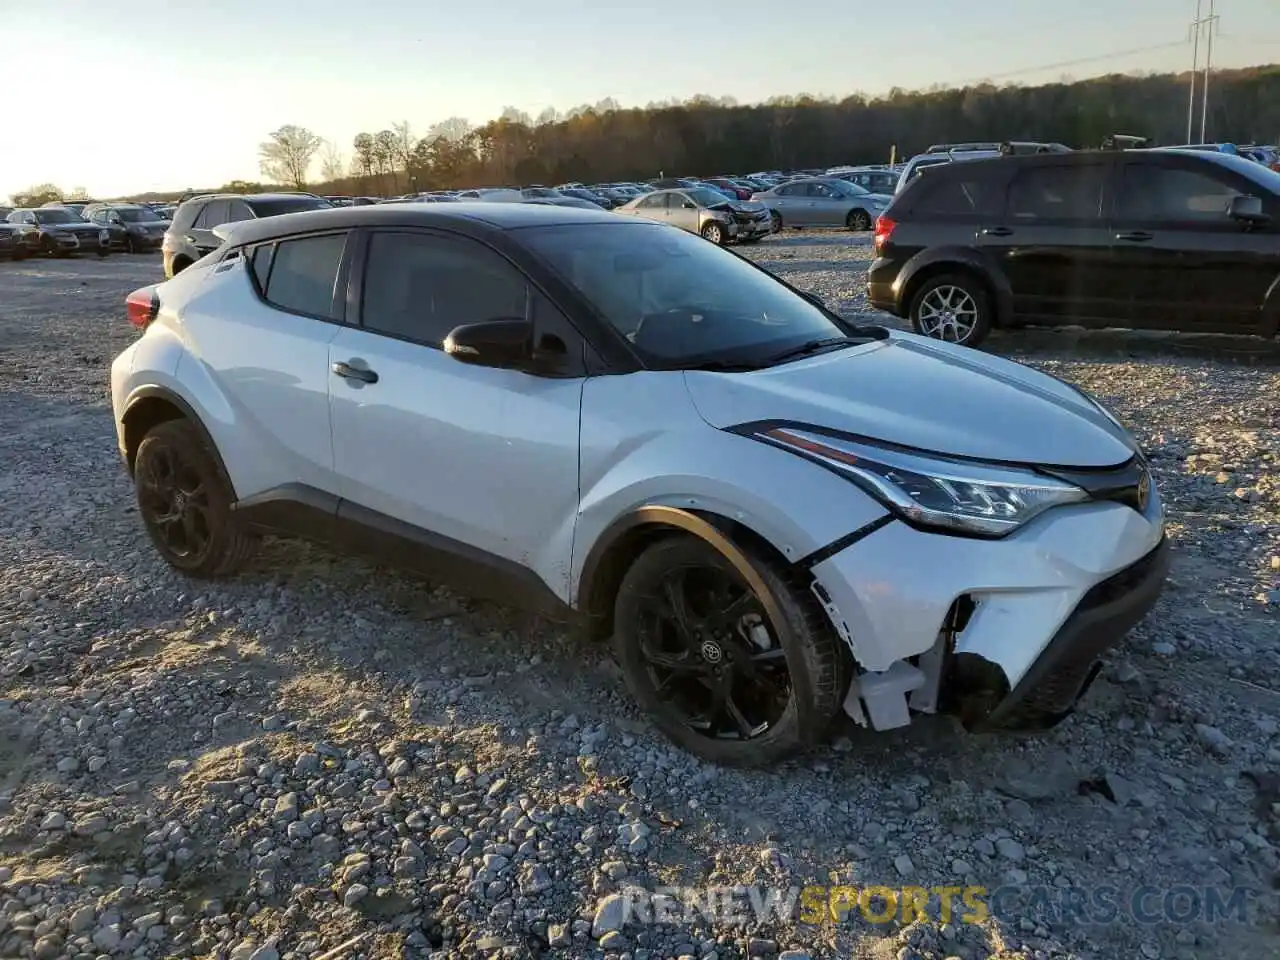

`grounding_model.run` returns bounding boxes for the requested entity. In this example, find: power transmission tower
[1190,0,1220,143]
